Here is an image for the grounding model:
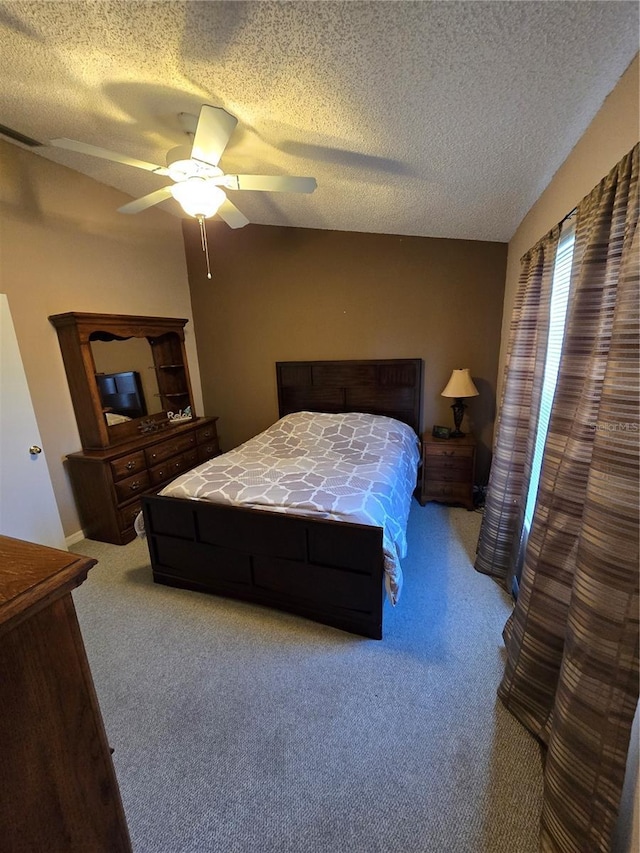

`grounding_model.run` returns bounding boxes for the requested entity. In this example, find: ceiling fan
[50,104,317,276]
